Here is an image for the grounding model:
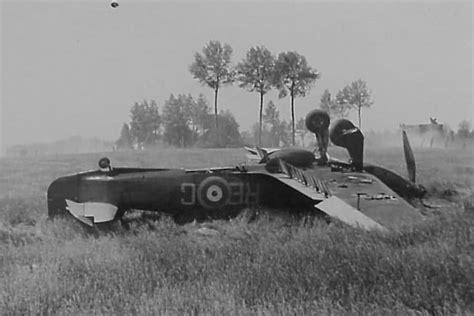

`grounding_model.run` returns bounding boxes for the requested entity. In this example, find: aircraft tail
[255,146,268,163]
[243,146,270,163]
